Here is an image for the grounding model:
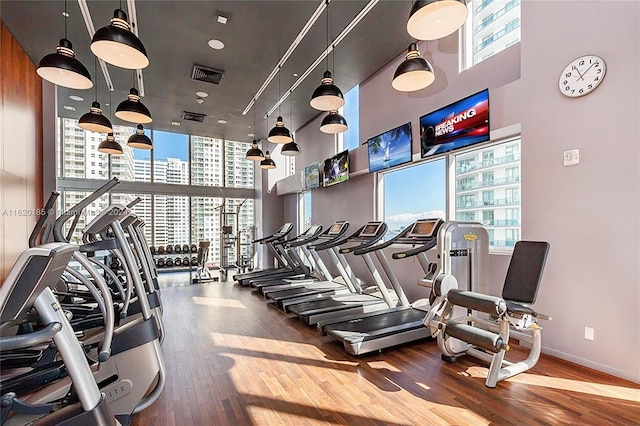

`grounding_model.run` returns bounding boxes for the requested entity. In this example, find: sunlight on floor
[191,296,247,308]
[208,331,346,358]
[461,366,640,402]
